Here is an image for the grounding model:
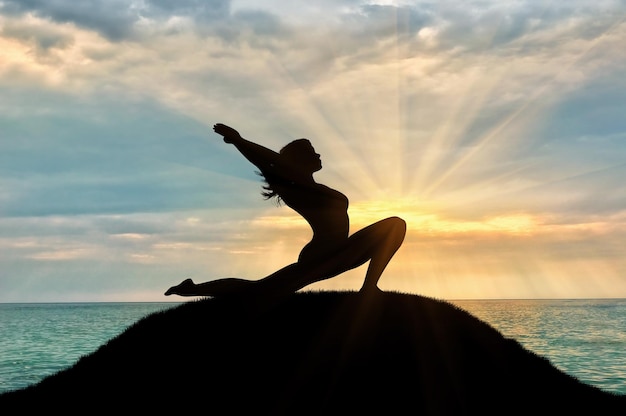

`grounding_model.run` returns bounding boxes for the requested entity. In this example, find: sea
[0,298,624,396]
